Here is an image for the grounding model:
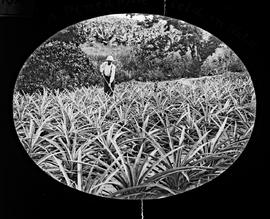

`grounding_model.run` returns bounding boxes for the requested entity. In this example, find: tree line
[15,14,246,94]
